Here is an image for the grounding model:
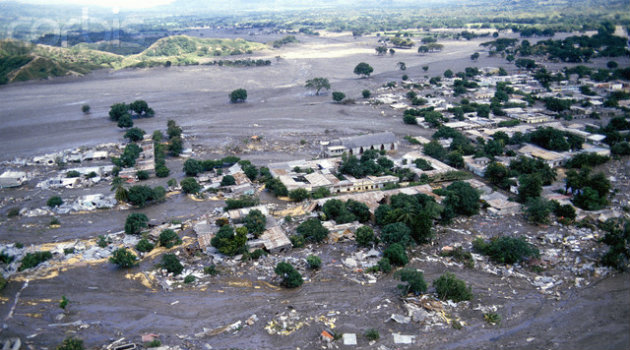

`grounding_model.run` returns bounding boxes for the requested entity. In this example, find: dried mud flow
[0,32,629,349]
